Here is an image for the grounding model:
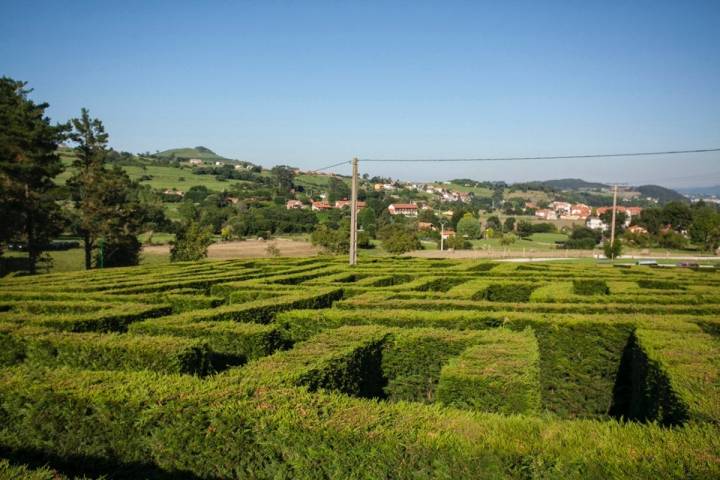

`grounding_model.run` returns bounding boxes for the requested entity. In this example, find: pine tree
[0,77,67,273]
